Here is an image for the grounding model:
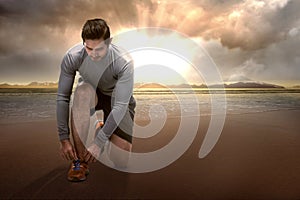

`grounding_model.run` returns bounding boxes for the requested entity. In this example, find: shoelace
[73,159,81,171]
